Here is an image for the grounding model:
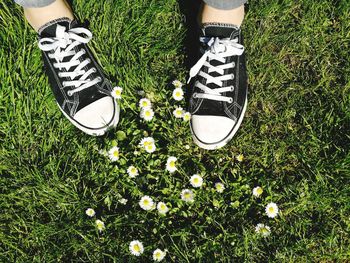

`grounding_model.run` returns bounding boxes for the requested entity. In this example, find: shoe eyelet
[81,49,86,54]
[97,77,102,82]
[62,81,66,87]
[92,68,97,73]
[58,73,62,78]
[229,98,233,103]
[86,58,91,63]
[193,93,198,98]
[232,62,236,67]
[230,86,234,92]
[231,74,235,79]
[67,90,73,96]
